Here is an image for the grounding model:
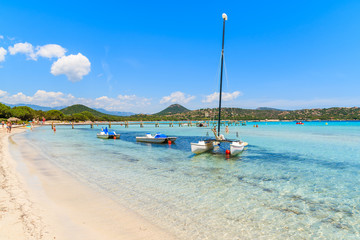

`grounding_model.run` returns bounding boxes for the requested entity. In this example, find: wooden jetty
[47,120,246,129]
